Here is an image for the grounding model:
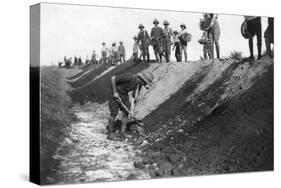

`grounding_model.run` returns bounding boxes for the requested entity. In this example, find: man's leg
[183,46,187,62]
[120,112,129,136]
[214,40,220,59]
[249,38,254,59]
[256,21,262,59]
